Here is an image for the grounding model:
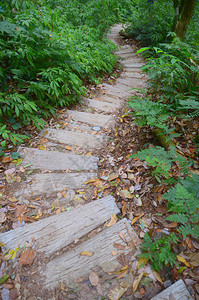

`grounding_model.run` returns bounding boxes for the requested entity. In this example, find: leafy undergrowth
[96,106,199,298]
[123,32,199,296]
[0,0,133,153]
